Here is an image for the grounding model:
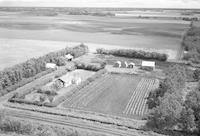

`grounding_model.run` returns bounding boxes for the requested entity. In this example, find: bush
[96,48,168,61]
[74,61,105,71]
[193,69,200,81]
